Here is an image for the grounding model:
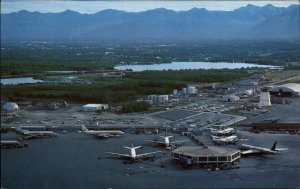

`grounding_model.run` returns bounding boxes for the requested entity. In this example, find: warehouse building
[81,104,109,111]
[268,83,300,97]
[147,95,169,104]
[235,79,259,90]
[172,146,241,168]
[251,123,300,133]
